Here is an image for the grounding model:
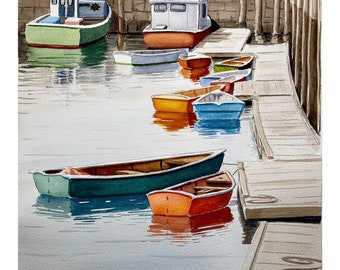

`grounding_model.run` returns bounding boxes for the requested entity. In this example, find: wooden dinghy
[147,171,236,216]
[214,55,254,72]
[31,149,226,198]
[113,49,186,66]
[193,90,245,120]
[151,85,222,113]
[178,52,212,69]
[199,68,252,88]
